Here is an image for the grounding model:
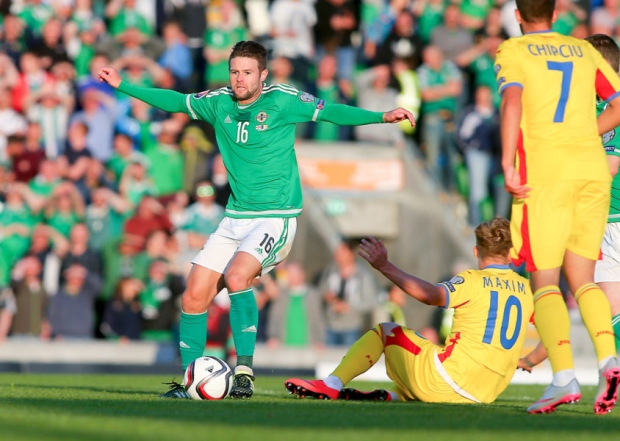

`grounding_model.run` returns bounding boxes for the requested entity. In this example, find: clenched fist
[98,67,122,89]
